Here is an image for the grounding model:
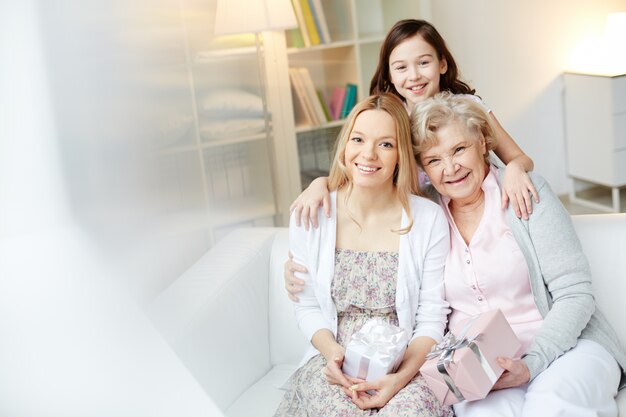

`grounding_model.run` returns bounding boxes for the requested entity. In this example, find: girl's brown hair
[370,19,475,102]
